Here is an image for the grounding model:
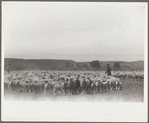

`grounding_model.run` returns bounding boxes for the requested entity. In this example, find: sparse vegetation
[5,58,144,71]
